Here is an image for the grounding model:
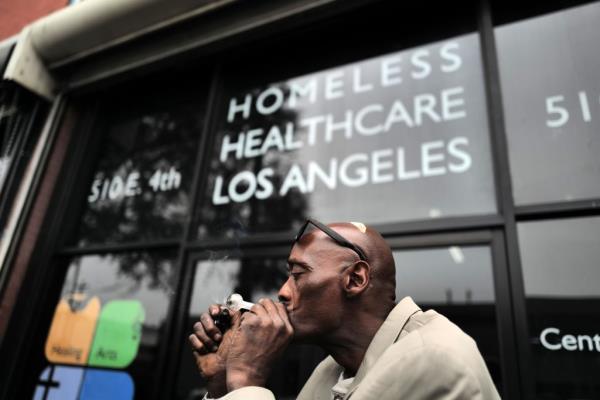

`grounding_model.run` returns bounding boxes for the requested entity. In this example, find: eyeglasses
[293,218,367,261]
